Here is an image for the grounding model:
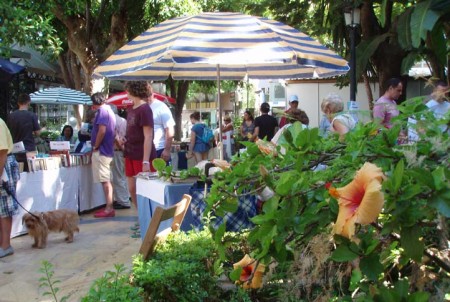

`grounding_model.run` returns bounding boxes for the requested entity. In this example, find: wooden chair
[139,194,192,260]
